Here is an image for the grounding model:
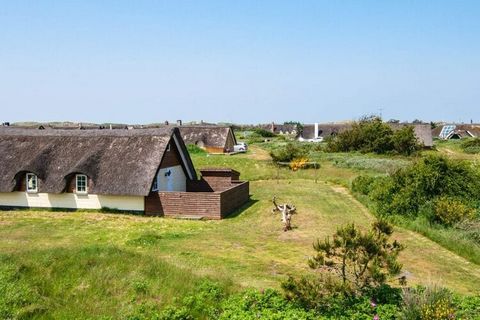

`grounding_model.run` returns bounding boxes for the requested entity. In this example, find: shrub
[369,155,480,220]
[433,197,475,226]
[461,138,480,154]
[392,126,422,155]
[282,276,401,319]
[246,133,264,144]
[454,294,480,319]
[351,175,376,195]
[270,143,308,163]
[308,220,404,294]
[400,286,456,320]
[326,116,420,155]
[290,157,310,171]
[253,128,276,137]
[219,289,316,319]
